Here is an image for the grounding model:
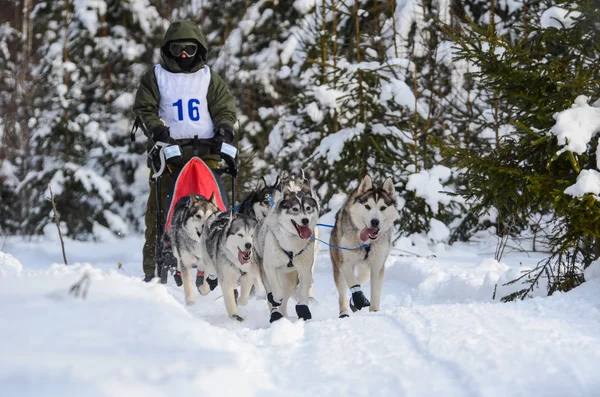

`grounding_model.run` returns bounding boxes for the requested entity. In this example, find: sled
[164,156,227,231]
[130,116,238,284]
